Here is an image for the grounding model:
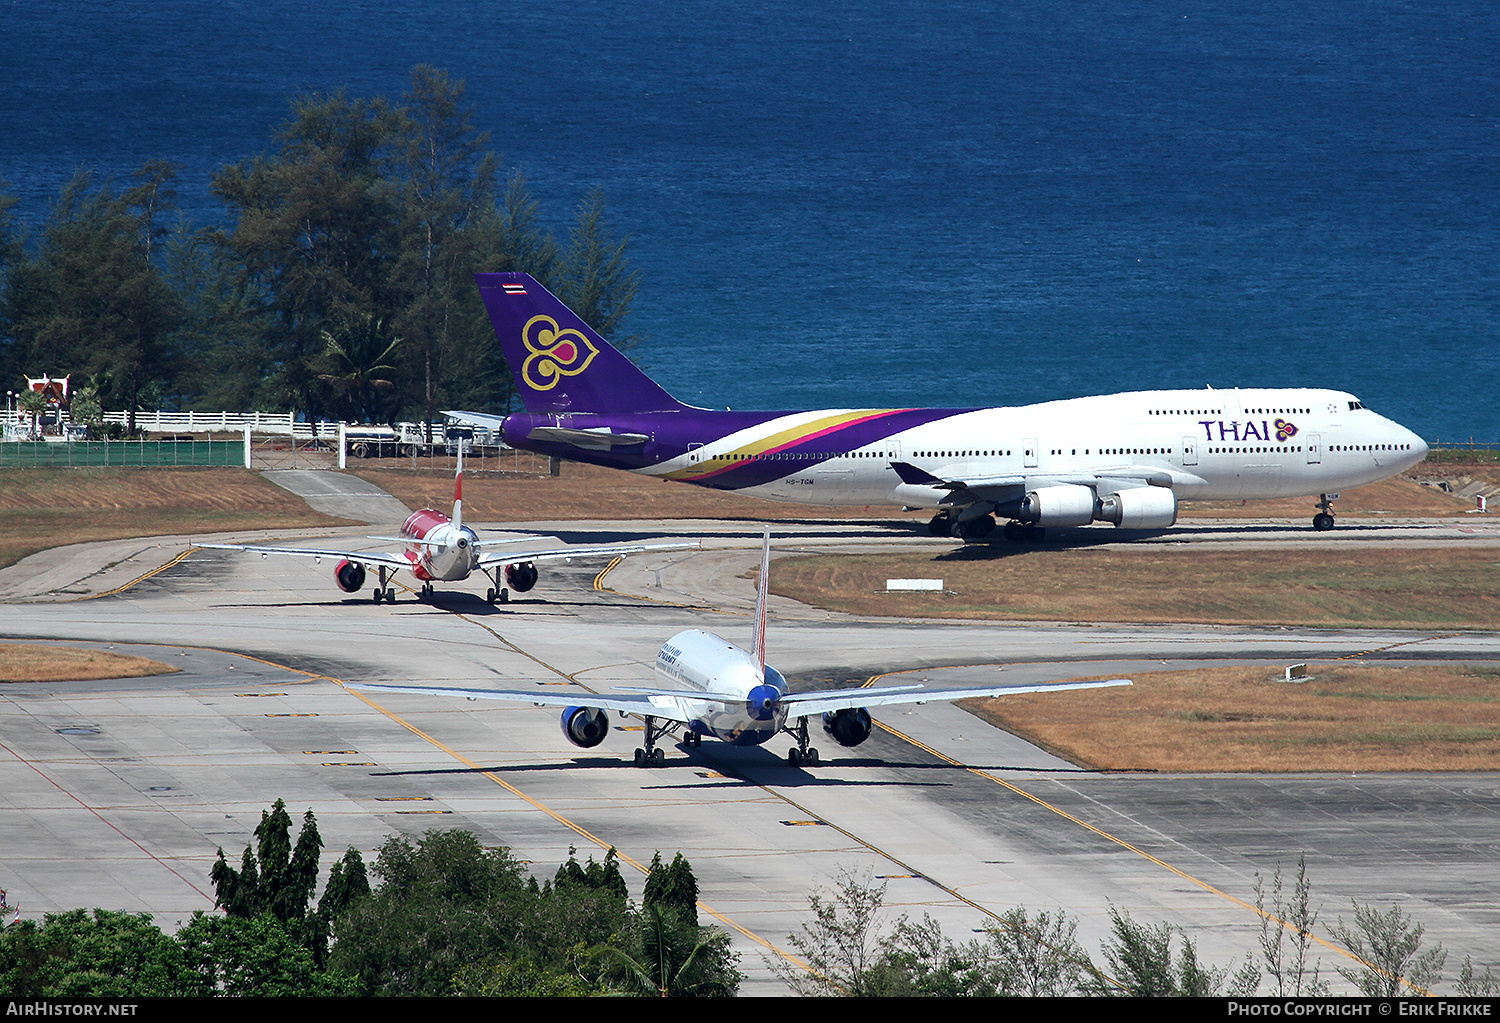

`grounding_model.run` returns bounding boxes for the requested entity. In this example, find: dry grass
[0,468,352,572]
[355,462,928,523]
[963,663,1500,772]
[772,546,1500,629]
[1179,472,1476,519]
[0,643,180,683]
